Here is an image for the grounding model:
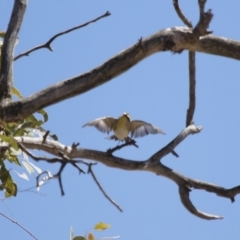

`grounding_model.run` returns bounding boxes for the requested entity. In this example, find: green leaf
[0,162,17,197]
[0,121,8,130]
[72,237,86,240]
[94,222,111,231]
[11,86,22,98]
[0,31,6,39]
[25,114,38,123]
[0,135,19,150]
[25,118,43,128]
[7,153,21,166]
[13,128,26,136]
[5,181,17,197]
[19,122,34,129]
[37,109,48,122]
